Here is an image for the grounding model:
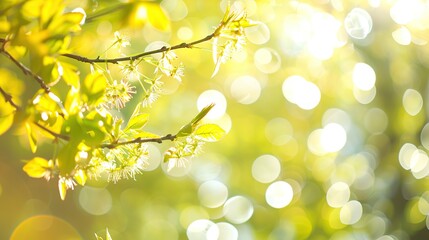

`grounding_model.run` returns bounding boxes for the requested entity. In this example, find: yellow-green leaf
[26,122,37,153]
[133,131,160,139]
[0,103,14,136]
[23,157,52,178]
[124,113,149,132]
[106,228,113,240]
[61,61,79,88]
[194,124,226,142]
[74,169,87,186]
[58,178,67,200]
[146,3,170,31]
[57,143,77,175]
[81,72,106,106]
